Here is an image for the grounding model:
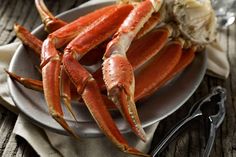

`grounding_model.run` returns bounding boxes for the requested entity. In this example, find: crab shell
[118,0,217,44]
[169,0,217,44]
